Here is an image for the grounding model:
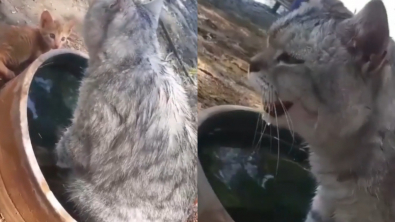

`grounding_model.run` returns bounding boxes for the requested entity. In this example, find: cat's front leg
[33,145,57,166]
[55,130,74,169]
[0,61,15,82]
[305,186,335,222]
[31,50,43,62]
